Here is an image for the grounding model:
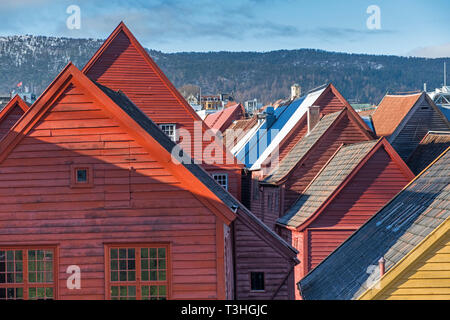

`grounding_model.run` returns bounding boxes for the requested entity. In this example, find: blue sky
[0,0,449,57]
